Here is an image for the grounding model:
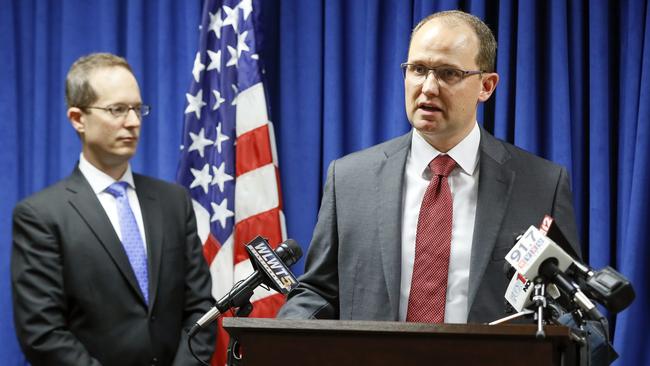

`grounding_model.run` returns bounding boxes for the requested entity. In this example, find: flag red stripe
[235,124,273,177]
[203,233,222,265]
[234,207,284,265]
[211,310,233,366]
